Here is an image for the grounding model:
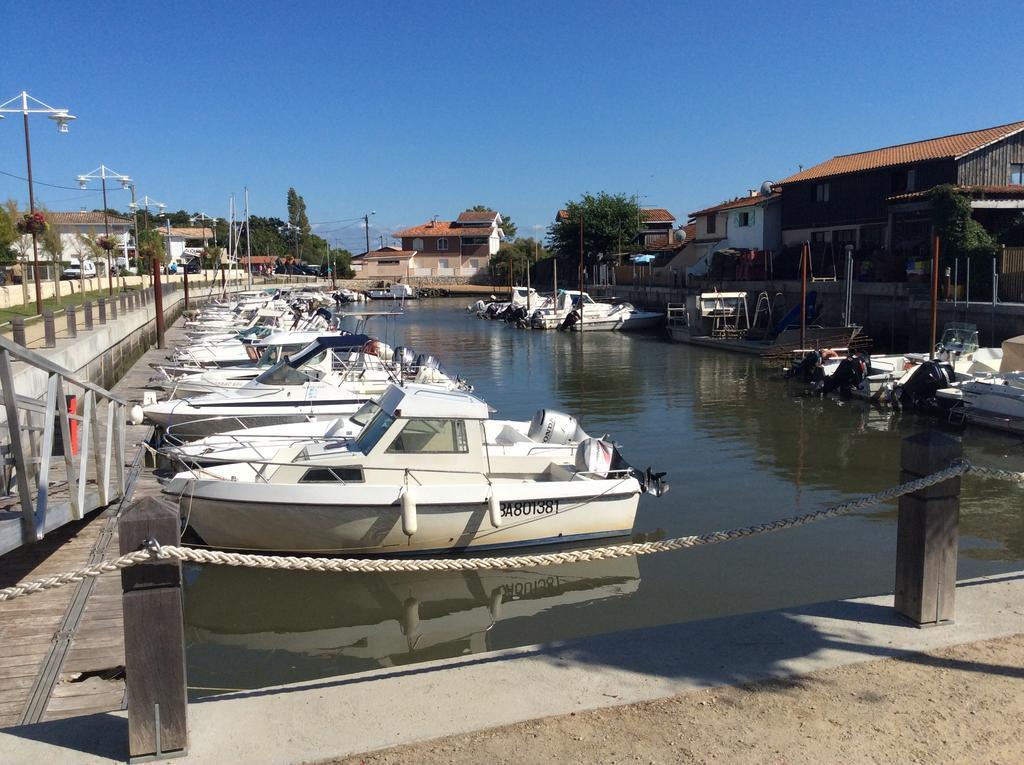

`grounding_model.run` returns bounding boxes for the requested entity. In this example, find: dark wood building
[775,121,1024,267]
